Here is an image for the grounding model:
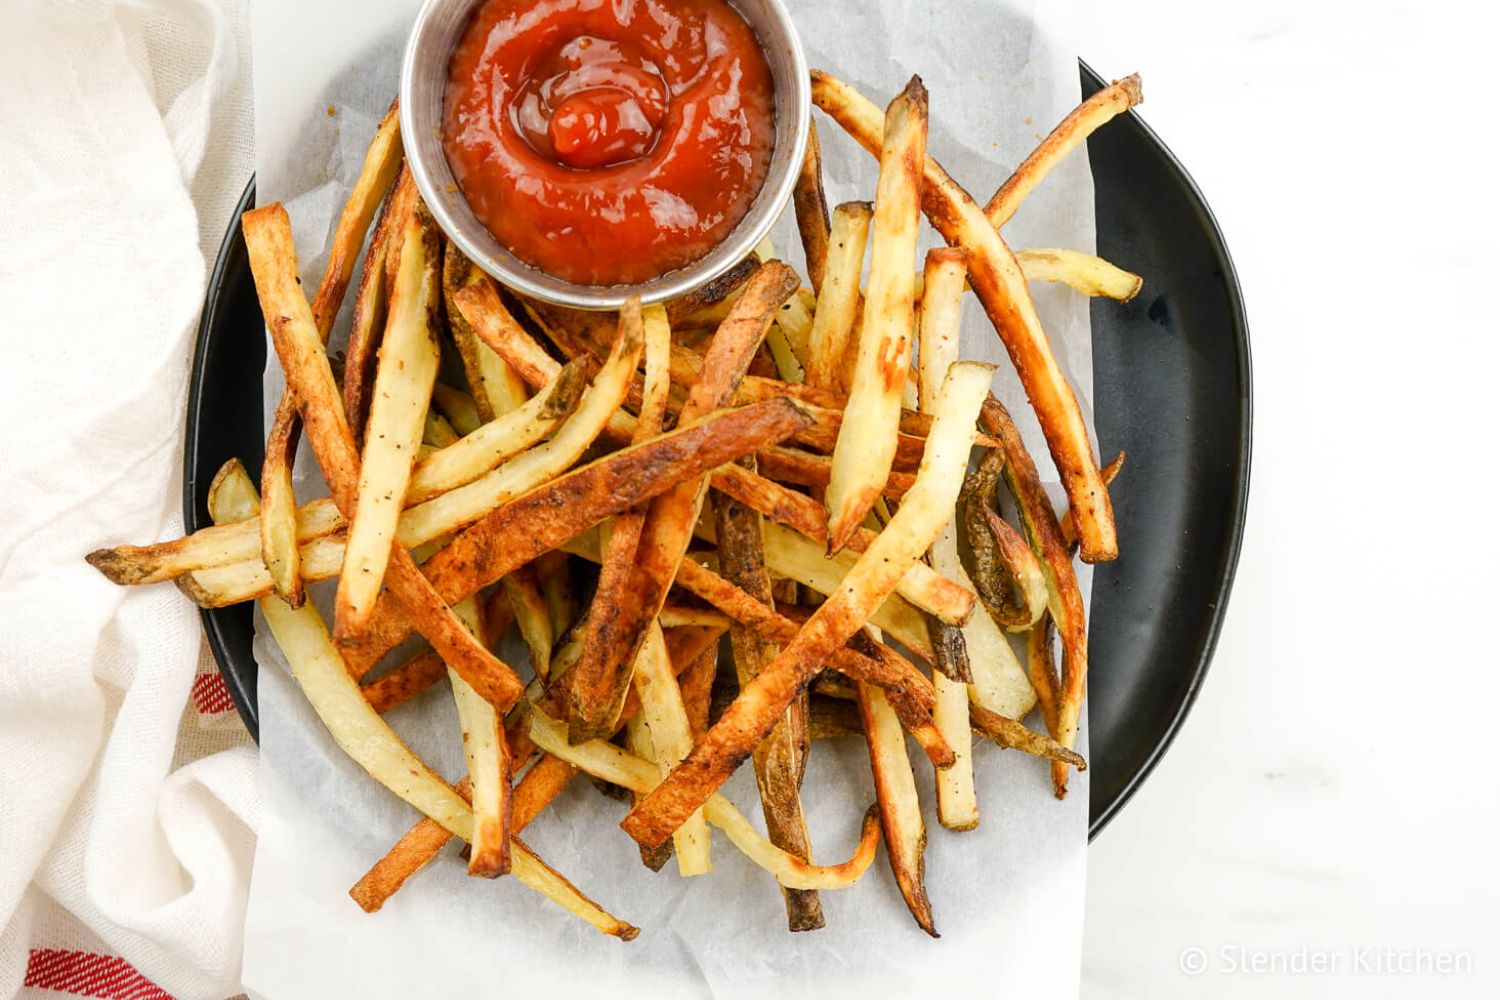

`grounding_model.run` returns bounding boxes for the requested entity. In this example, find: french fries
[812,69,1119,563]
[824,78,927,552]
[622,361,992,849]
[91,64,1136,938]
[333,211,442,641]
[985,74,1144,227]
